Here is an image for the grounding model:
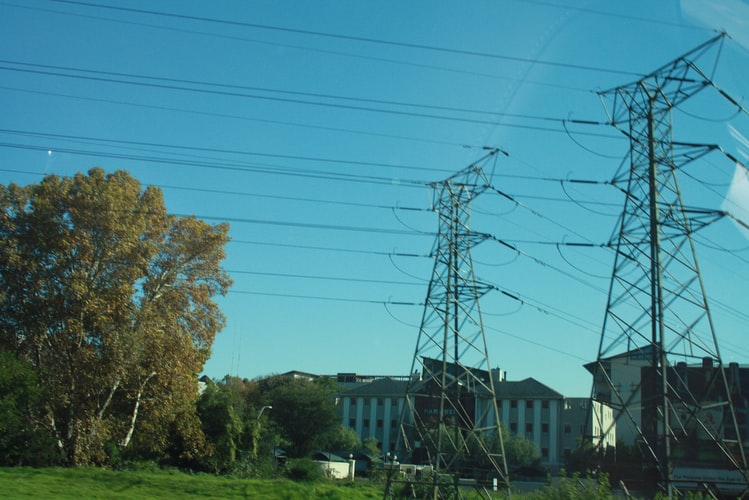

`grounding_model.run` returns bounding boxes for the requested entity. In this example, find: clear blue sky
[1,0,748,397]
